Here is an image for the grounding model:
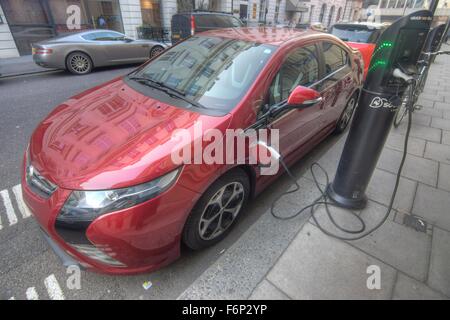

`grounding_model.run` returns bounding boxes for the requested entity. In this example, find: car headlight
[57,167,181,224]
